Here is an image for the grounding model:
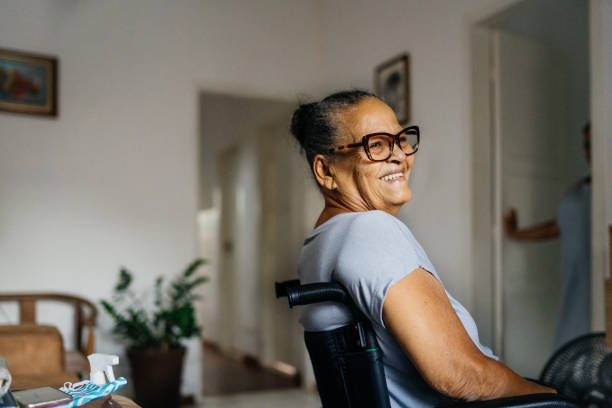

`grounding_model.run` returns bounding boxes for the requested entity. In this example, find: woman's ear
[313,154,337,191]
